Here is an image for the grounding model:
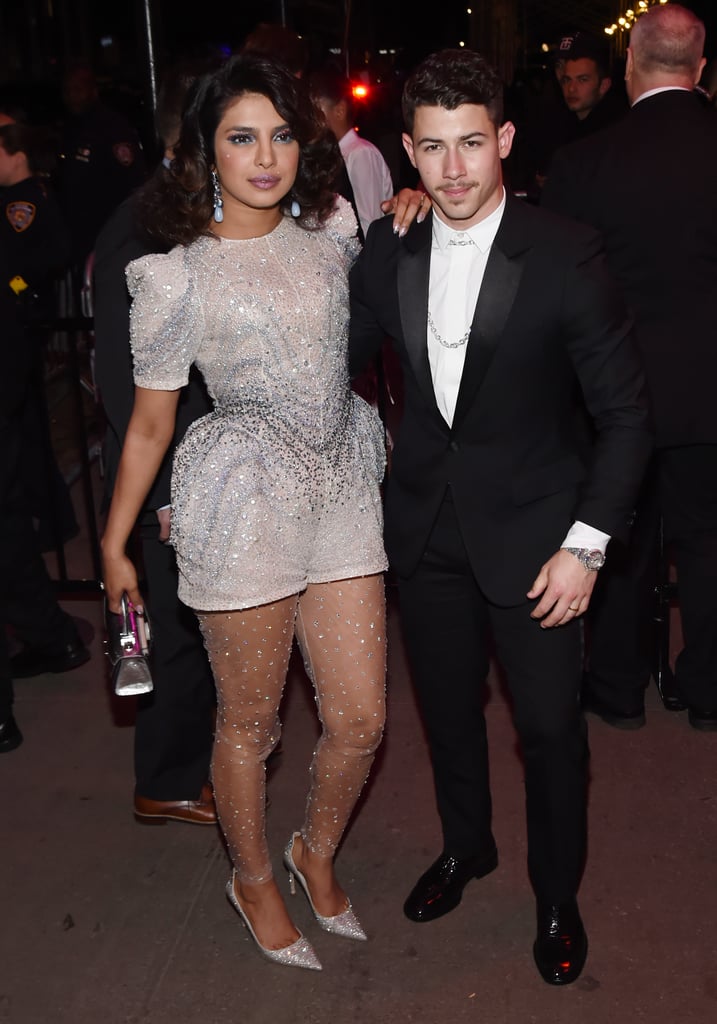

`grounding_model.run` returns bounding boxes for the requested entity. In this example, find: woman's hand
[381,188,432,238]
[102,550,143,613]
